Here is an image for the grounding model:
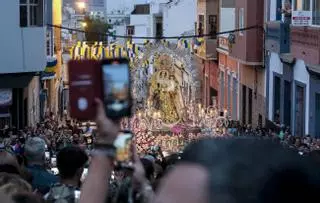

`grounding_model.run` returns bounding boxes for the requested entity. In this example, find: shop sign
[292,11,312,26]
[218,36,229,51]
